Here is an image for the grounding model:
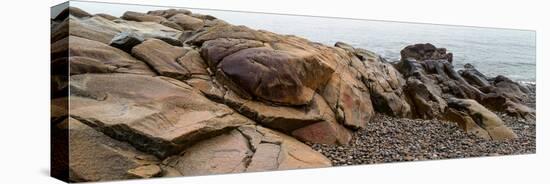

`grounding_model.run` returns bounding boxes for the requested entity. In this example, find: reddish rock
[51,9,536,182]
[69,74,255,158]
[333,42,408,121]
[127,165,162,179]
[443,108,491,139]
[160,20,184,31]
[188,24,276,44]
[170,130,251,175]
[148,9,192,18]
[321,73,373,129]
[169,126,331,176]
[68,36,155,75]
[67,15,182,44]
[131,39,189,80]
[95,13,118,21]
[122,11,167,23]
[177,49,209,76]
[53,7,92,21]
[222,90,351,145]
[447,98,518,140]
[66,16,121,44]
[185,77,225,101]
[68,118,159,182]
[219,47,333,105]
[168,14,204,31]
[200,38,264,70]
[405,78,447,119]
[291,95,352,144]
